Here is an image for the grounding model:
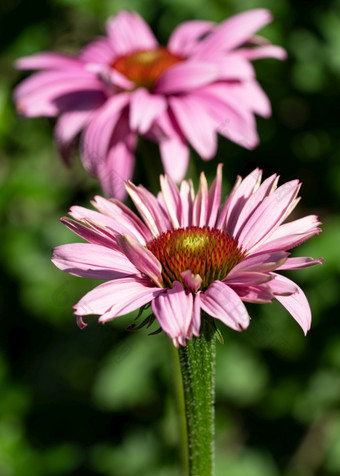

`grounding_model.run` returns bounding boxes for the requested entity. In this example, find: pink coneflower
[14,10,286,199]
[52,165,323,347]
